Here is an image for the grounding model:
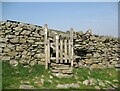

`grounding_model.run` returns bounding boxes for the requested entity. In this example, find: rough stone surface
[0,20,119,70]
[56,83,80,88]
[19,85,35,89]
[9,60,18,66]
[83,78,97,86]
